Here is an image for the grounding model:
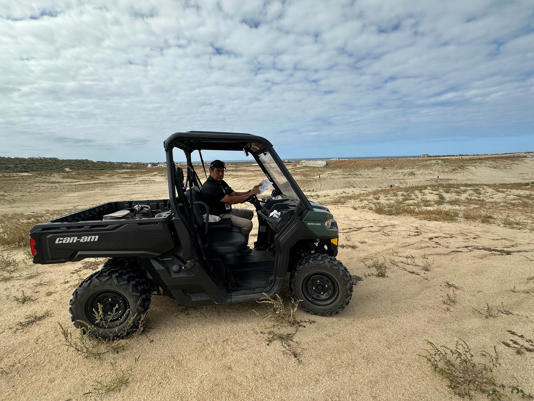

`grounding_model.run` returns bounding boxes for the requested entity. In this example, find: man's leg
[231,208,253,221]
[221,209,253,243]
